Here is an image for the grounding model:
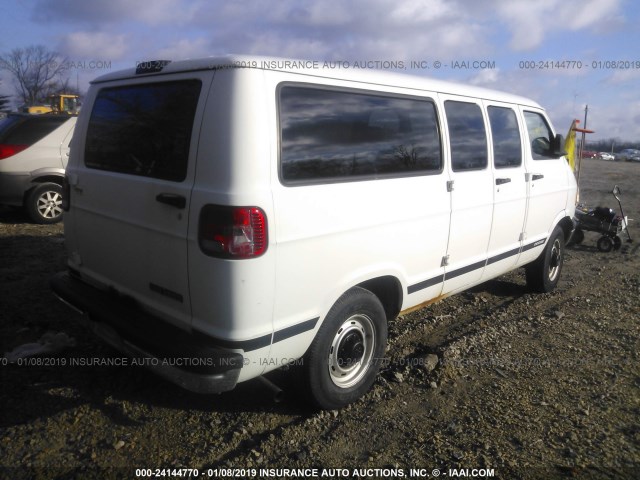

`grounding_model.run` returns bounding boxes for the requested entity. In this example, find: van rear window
[85,80,201,182]
[279,86,442,184]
